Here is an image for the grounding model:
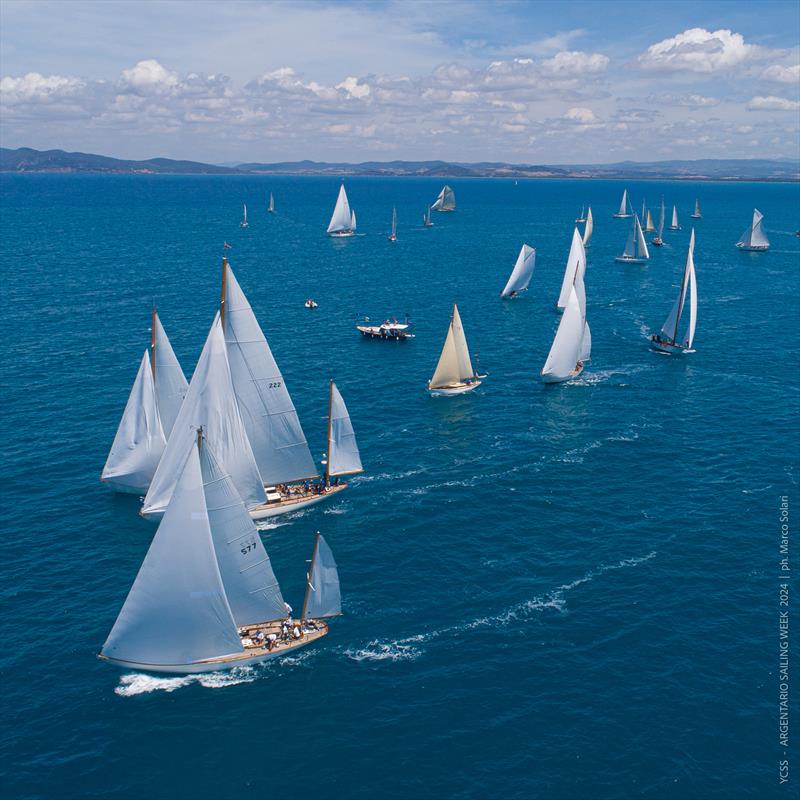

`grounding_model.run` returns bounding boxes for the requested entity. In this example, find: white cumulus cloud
[747,95,800,111]
[762,64,800,84]
[638,28,757,73]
